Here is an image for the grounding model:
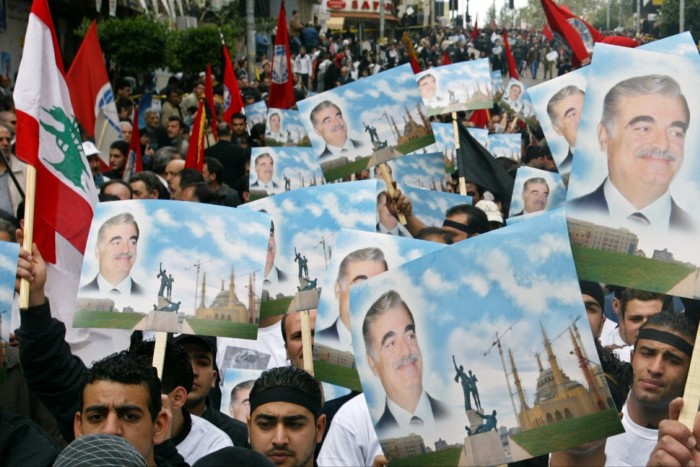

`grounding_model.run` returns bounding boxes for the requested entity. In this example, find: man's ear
[210,369,218,389]
[552,122,563,137]
[367,352,378,376]
[598,123,609,152]
[153,395,173,446]
[334,280,341,300]
[315,414,327,444]
[170,386,188,410]
[73,411,83,438]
